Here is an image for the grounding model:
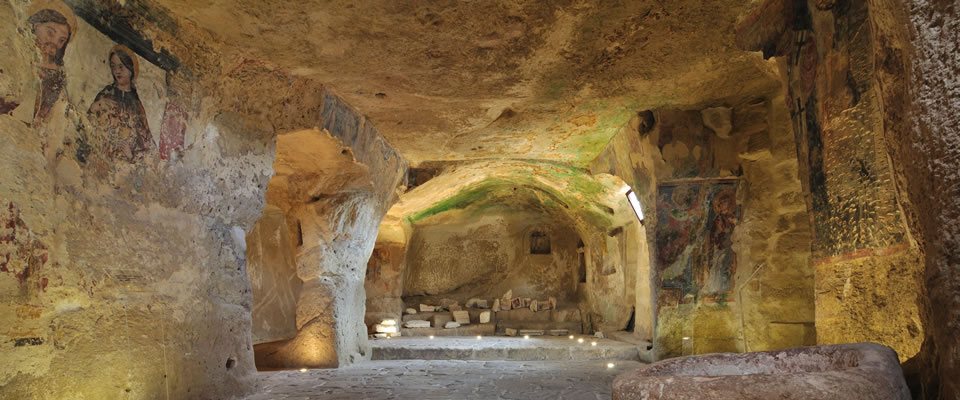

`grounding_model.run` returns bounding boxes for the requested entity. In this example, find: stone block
[452,310,470,325]
[419,304,436,312]
[505,328,518,336]
[479,311,492,324]
[404,308,417,315]
[404,320,431,329]
[431,313,453,328]
[444,321,461,329]
[467,298,490,309]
